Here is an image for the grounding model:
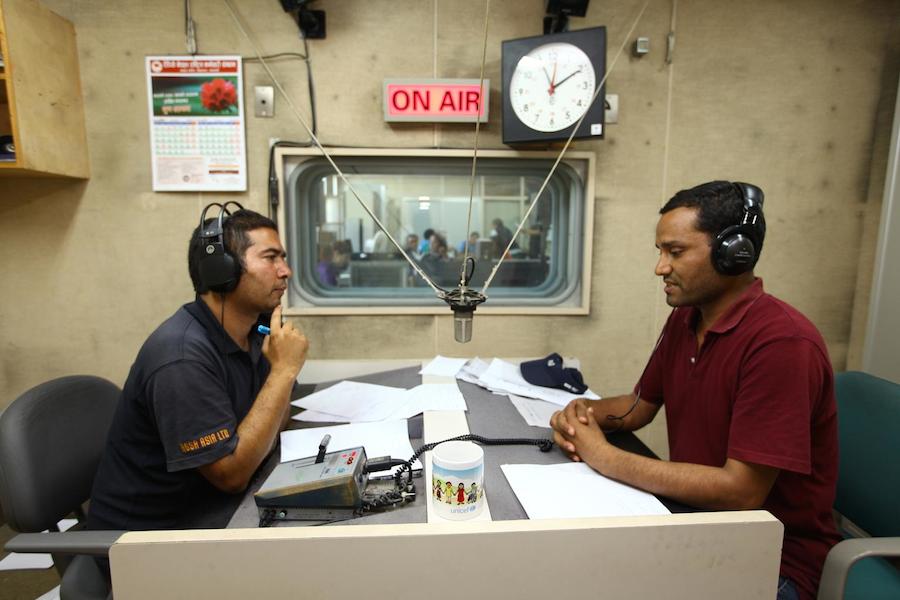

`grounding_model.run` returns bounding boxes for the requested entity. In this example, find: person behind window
[317,240,351,287]
[550,181,840,600]
[316,243,338,286]
[420,232,451,283]
[88,209,309,542]
[403,233,420,260]
[489,218,518,258]
[456,231,480,255]
[418,228,435,255]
